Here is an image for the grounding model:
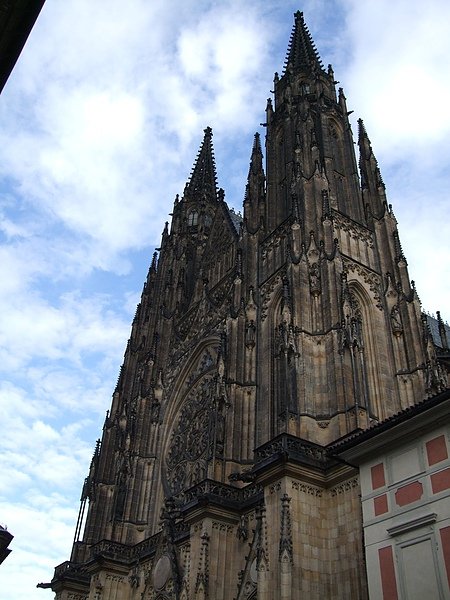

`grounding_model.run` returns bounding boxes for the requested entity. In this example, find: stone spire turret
[283,10,324,76]
[183,126,218,203]
[244,132,265,230]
